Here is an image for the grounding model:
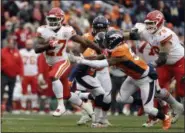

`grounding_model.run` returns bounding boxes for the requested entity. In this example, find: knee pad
[94,94,104,107]
[143,106,154,114]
